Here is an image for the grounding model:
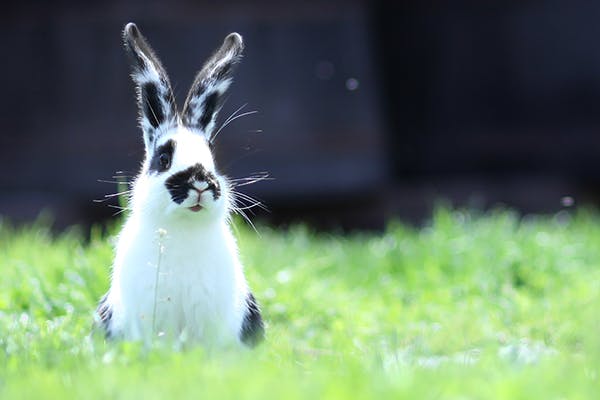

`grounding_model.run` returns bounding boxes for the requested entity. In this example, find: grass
[0,207,599,398]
